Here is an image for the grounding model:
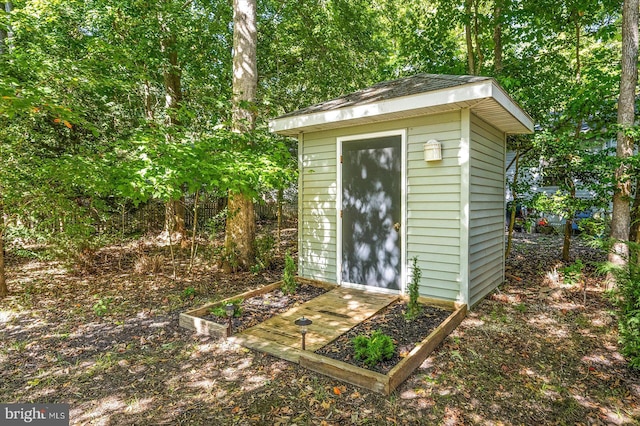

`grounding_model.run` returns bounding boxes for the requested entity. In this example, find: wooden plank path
[233,287,397,363]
